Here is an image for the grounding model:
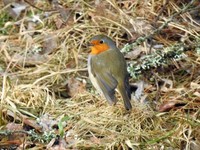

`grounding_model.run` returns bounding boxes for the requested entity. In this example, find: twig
[24,0,56,12]
[153,0,169,27]
[127,43,199,79]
